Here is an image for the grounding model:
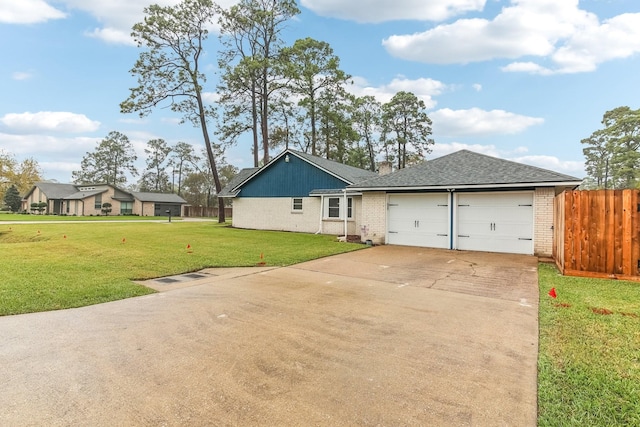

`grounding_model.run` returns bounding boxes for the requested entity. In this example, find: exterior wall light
[285,154,290,163]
